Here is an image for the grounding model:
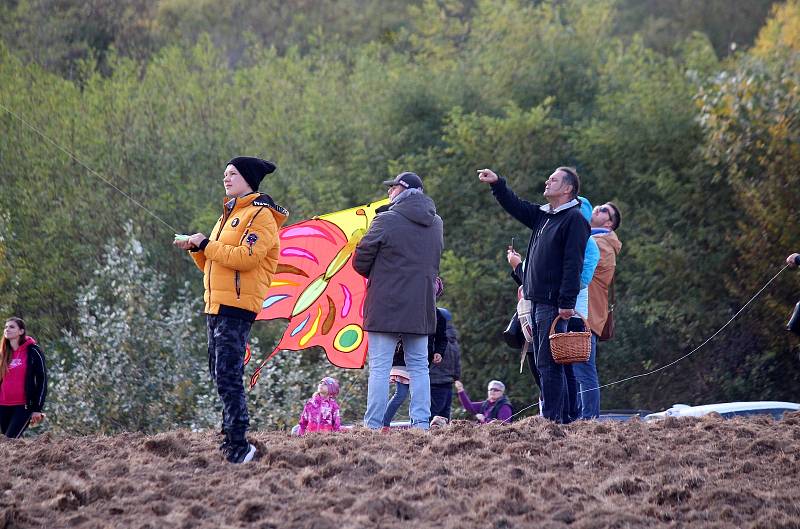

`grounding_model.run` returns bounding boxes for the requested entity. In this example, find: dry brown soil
[2,413,799,529]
